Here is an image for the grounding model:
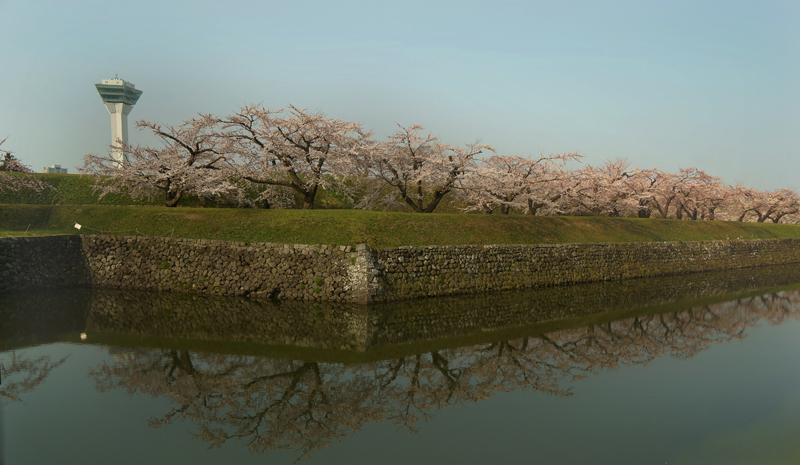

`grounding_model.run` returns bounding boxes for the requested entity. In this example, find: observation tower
[95,77,143,167]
